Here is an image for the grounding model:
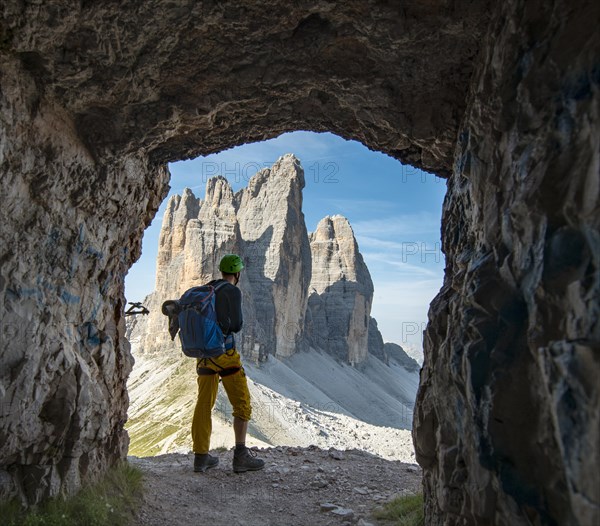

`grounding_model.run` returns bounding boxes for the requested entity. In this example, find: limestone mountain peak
[133,154,387,365]
[204,176,234,207]
[241,153,305,203]
[312,214,357,243]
